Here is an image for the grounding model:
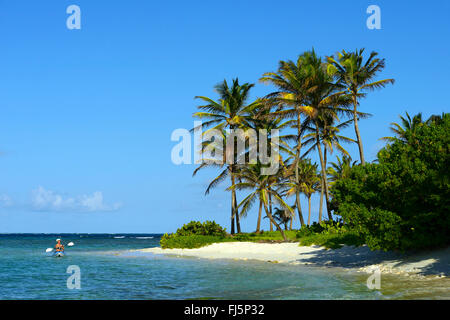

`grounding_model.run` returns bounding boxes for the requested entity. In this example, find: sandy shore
[139,242,449,277]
